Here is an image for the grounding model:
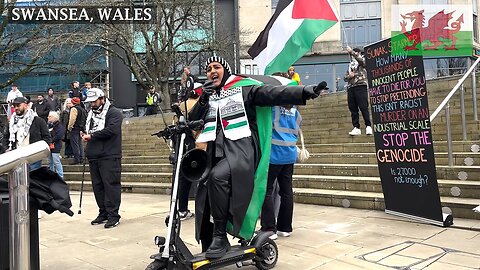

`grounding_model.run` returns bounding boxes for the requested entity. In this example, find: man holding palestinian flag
[189,56,328,259]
